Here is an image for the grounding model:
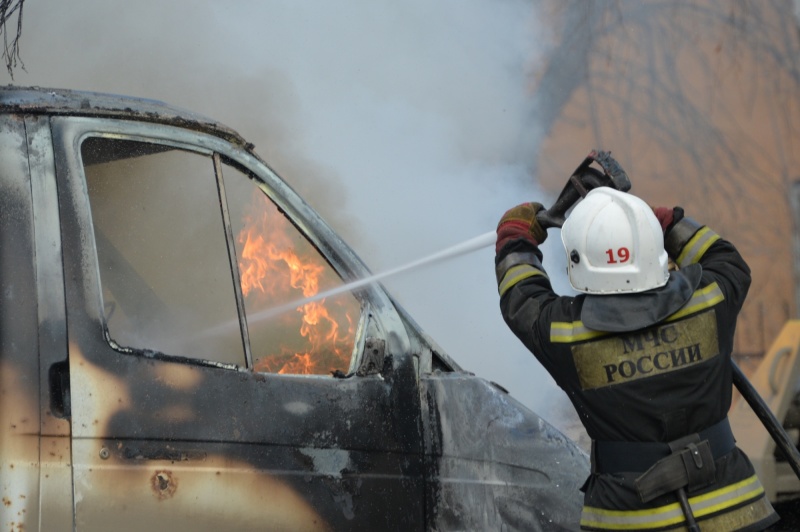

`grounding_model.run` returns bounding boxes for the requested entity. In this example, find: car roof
[0,86,251,149]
